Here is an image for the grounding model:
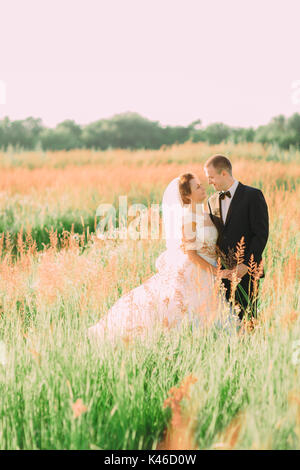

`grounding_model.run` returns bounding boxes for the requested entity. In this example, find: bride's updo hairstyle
[178,173,197,205]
